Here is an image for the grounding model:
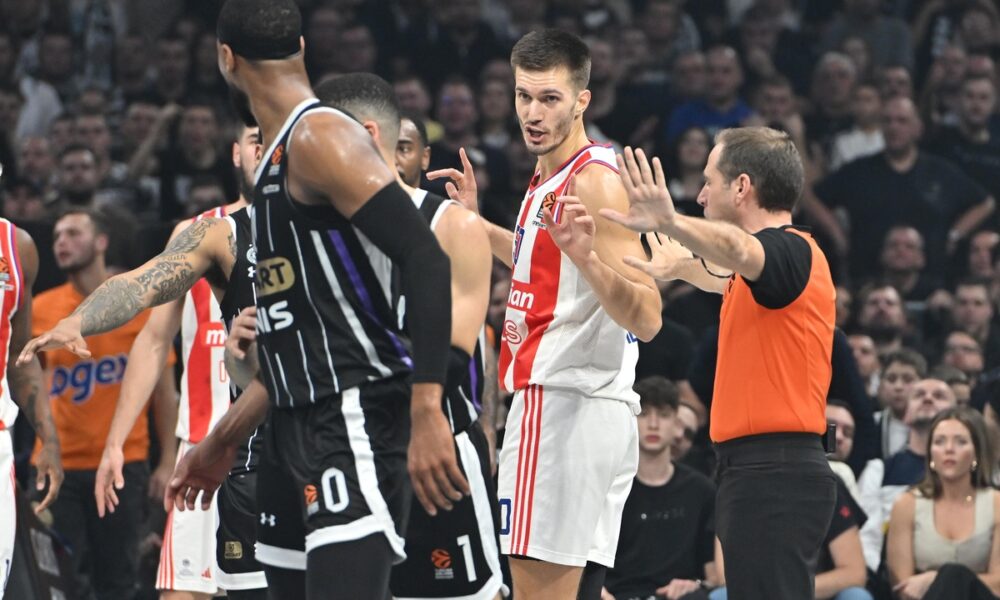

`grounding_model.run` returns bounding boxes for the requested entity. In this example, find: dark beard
[228,85,257,128]
[862,321,903,345]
